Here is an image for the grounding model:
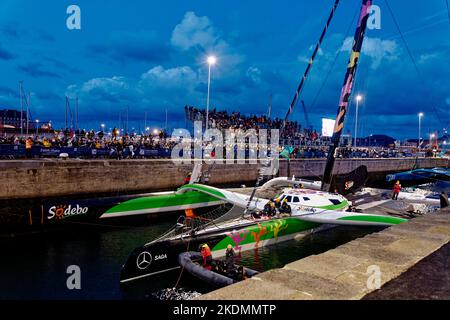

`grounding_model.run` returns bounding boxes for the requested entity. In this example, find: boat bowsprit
[178,251,259,288]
